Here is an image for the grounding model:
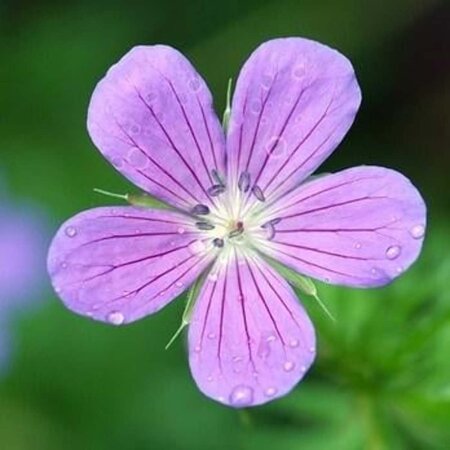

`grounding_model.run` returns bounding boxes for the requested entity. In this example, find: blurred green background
[1,0,449,449]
